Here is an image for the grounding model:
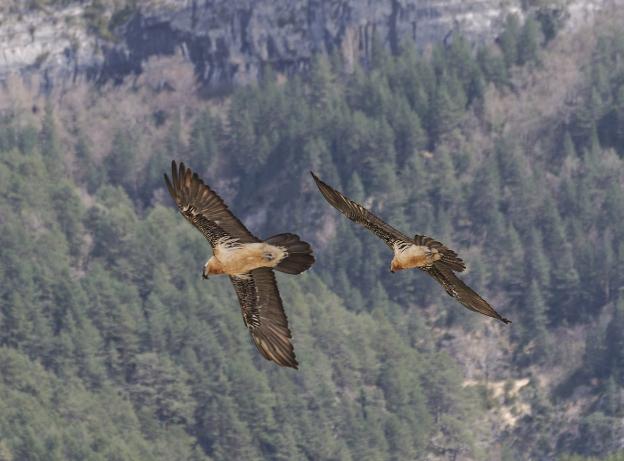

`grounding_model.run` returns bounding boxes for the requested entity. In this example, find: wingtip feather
[163,173,176,200]
[171,160,178,188]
